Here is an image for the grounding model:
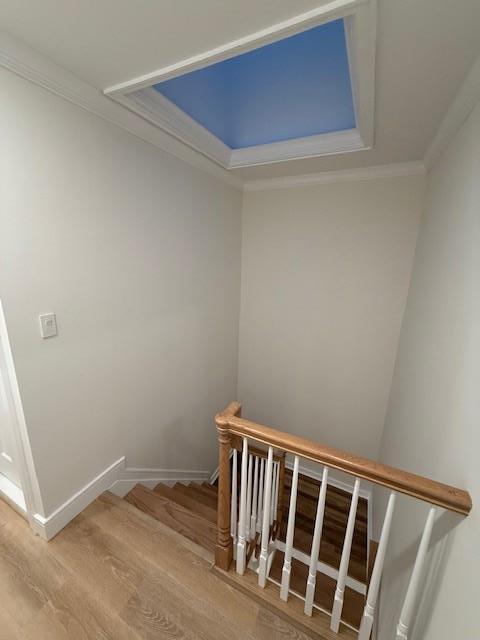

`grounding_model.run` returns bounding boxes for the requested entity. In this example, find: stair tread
[280,472,368,583]
[174,483,218,511]
[153,483,217,523]
[125,484,217,553]
[97,490,215,562]
[269,551,364,630]
[213,565,357,640]
[200,482,219,497]
[79,493,317,640]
